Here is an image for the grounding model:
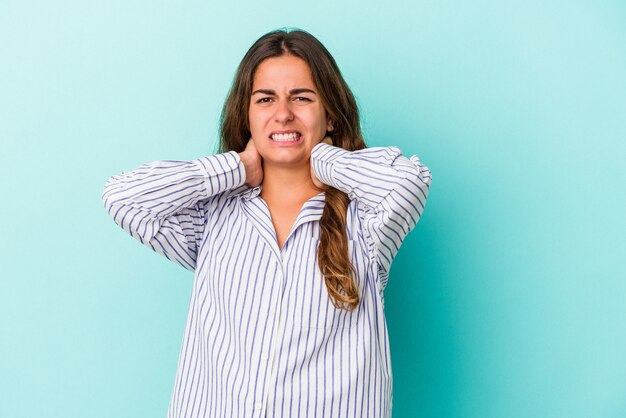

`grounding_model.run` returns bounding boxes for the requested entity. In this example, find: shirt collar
[227,184,327,225]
